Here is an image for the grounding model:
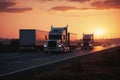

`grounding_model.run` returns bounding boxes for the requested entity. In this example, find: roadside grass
[0,45,19,53]
[0,39,19,53]
[34,49,120,80]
